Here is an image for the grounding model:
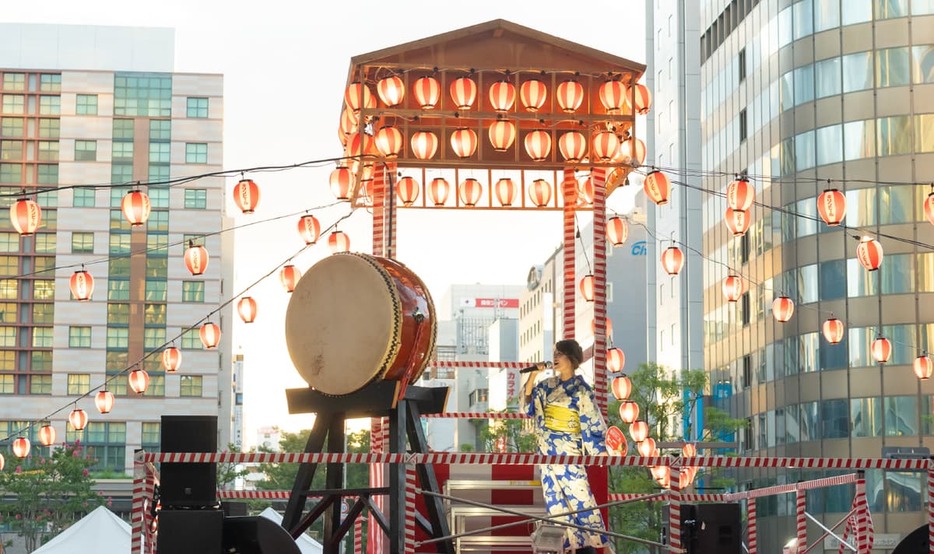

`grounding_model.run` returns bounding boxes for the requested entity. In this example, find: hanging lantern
[200,322,221,349]
[633,83,653,115]
[619,137,647,166]
[579,274,595,302]
[458,178,483,207]
[162,346,182,372]
[450,128,478,158]
[661,246,684,276]
[95,390,114,414]
[682,443,697,458]
[396,176,419,207]
[69,269,94,301]
[121,190,151,227]
[611,374,631,400]
[524,130,552,162]
[528,179,552,207]
[607,217,629,246]
[237,296,258,323]
[280,264,302,292]
[726,177,755,211]
[872,336,892,364]
[591,130,620,162]
[338,109,357,144]
[329,166,353,200]
[488,81,516,112]
[679,469,694,489]
[10,196,41,236]
[724,208,751,236]
[346,132,375,160]
[856,236,884,271]
[428,177,450,206]
[297,215,321,245]
[598,80,628,114]
[772,295,795,322]
[184,241,209,276]
[590,317,614,338]
[558,131,587,163]
[619,400,640,424]
[925,188,934,225]
[449,76,477,110]
[556,80,584,113]
[38,424,55,447]
[817,188,847,226]
[410,131,439,160]
[0,452,3,471]
[913,353,933,380]
[233,178,260,214]
[412,76,441,109]
[69,408,88,431]
[644,170,671,205]
[344,82,374,113]
[494,178,518,207]
[722,275,744,302]
[12,437,29,458]
[519,79,547,112]
[374,126,404,159]
[607,348,626,374]
[328,231,351,253]
[376,75,405,107]
[822,317,845,345]
[578,176,595,205]
[128,368,150,394]
[488,120,517,152]
[630,420,649,443]
[638,437,657,458]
